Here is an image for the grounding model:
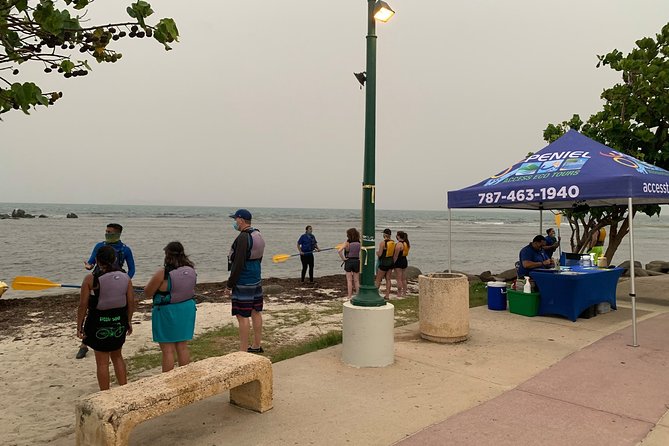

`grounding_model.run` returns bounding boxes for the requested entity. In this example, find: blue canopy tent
[447,130,669,345]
